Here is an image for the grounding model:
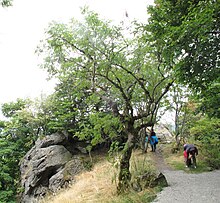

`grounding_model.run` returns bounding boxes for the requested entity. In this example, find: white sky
[0,0,153,108]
